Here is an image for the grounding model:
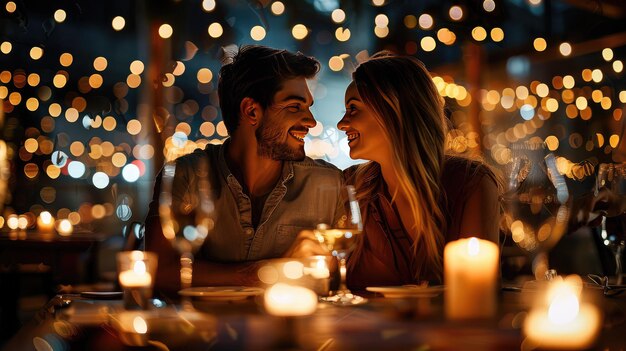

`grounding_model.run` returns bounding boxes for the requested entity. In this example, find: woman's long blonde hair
[347,52,448,281]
